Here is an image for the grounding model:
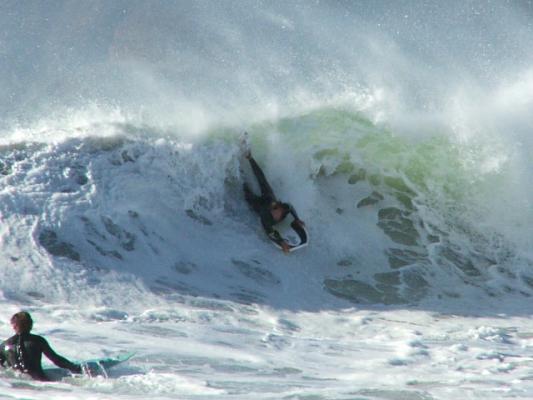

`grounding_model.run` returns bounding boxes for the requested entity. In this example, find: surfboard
[239,132,308,252]
[44,352,134,380]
